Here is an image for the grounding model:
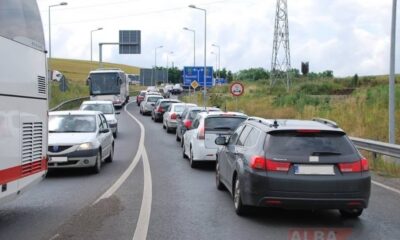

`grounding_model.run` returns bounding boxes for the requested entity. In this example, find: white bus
[0,0,48,204]
[87,69,130,108]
